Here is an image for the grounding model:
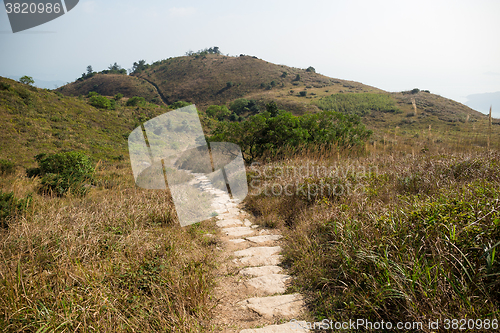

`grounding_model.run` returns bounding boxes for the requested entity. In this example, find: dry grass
[0,164,218,332]
[243,144,500,331]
